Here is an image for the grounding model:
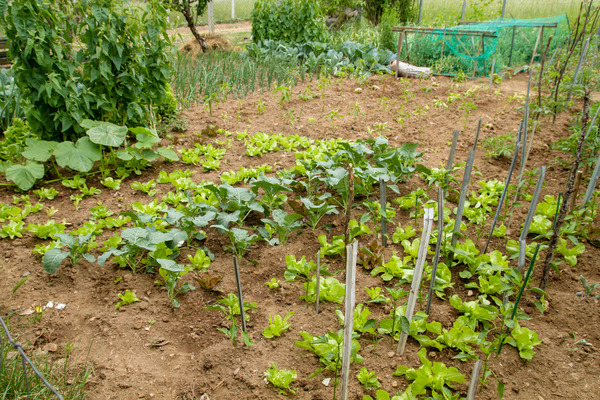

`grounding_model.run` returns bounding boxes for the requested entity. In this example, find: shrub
[5,0,175,142]
[251,0,327,44]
